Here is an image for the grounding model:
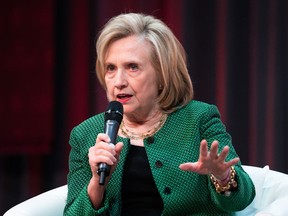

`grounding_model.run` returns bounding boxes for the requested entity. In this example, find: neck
[123,110,163,130]
[120,111,167,140]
